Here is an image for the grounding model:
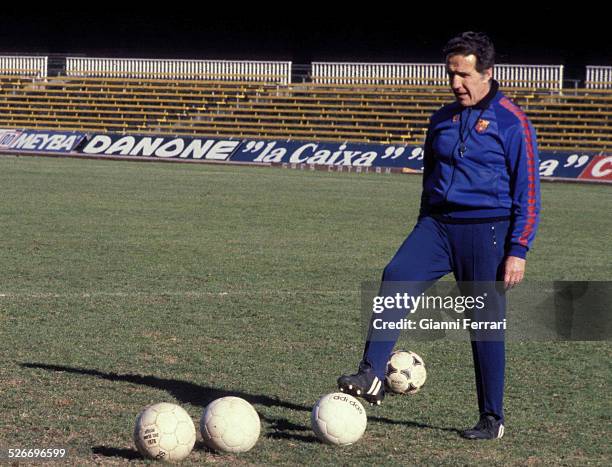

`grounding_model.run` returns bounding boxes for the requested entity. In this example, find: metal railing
[311,62,564,90]
[65,58,292,85]
[494,64,564,91]
[585,66,612,89]
[0,55,47,78]
[0,55,605,92]
[312,62,448,86]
